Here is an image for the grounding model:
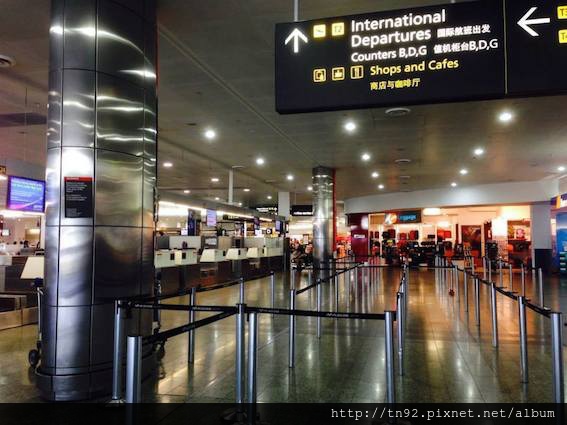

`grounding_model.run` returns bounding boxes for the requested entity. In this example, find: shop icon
[313,24,326,39]
[332,67,345,81]
[350,65,364,80]
[332,22,345,37]
[313,68,327,83]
